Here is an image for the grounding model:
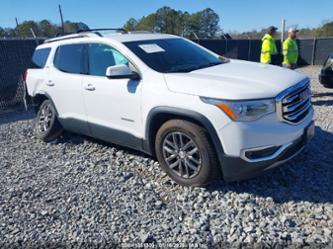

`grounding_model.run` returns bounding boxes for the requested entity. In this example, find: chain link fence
[0,39,42,110]
[198,38,333,65]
